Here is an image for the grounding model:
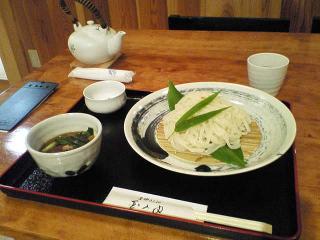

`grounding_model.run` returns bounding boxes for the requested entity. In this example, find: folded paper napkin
[68,67,135,83]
